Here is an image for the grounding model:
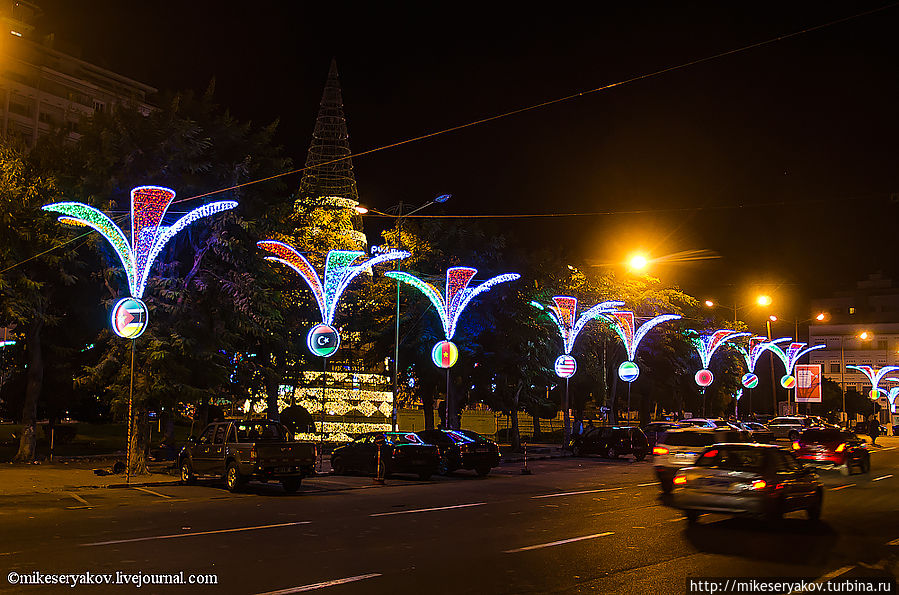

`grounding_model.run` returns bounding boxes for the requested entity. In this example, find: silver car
[653,428,746,492]
[768,416,819,441]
